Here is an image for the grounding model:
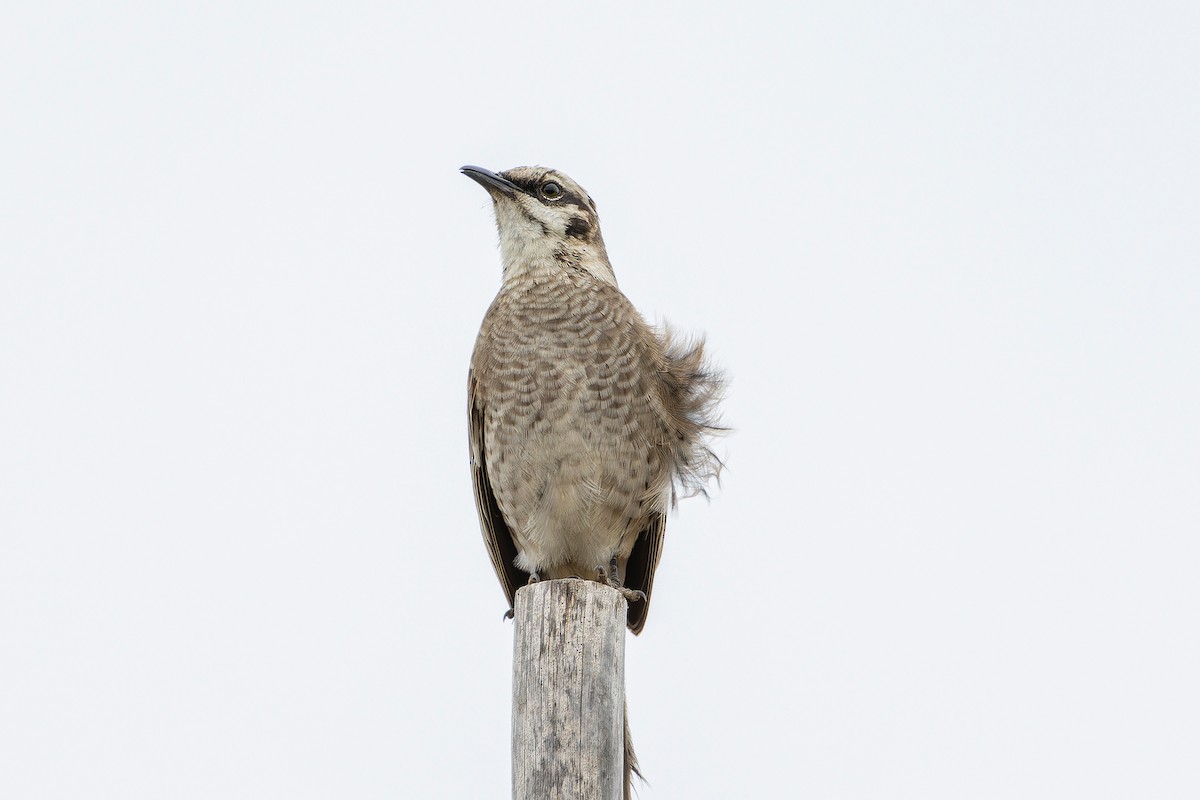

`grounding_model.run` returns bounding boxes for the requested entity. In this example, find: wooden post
[512,578,626,800]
